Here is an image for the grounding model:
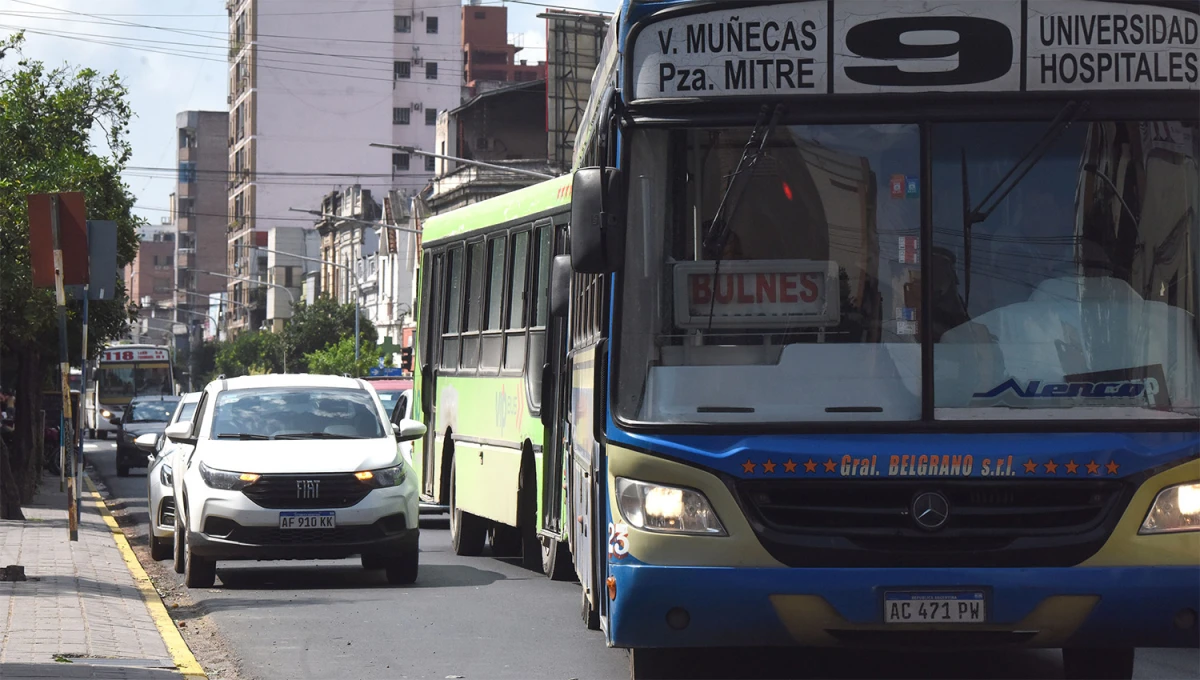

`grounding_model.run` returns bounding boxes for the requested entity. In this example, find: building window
[475,11,486,19]
[425,108,437,126]
[392,153,410,171]
[425,156,436,172]
[394,61,411,79]
[426,16,438,33]
[425,62,437,80]
[394,15,411,33]
[393,107,411,125]
[178,161,196,184]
